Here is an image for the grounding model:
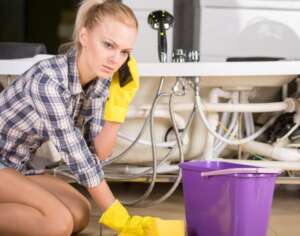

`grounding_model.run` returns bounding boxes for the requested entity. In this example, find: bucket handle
[201,167,282,177]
